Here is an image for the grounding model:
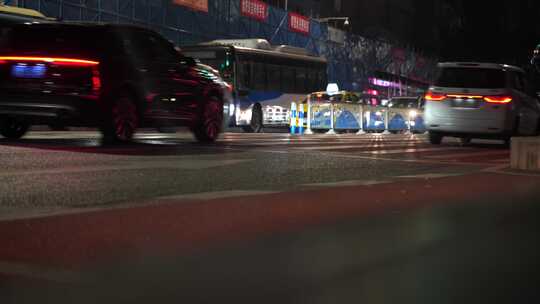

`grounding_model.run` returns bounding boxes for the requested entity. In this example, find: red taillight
[0,60,6,64]
[0,56,99,66]
[91,67,102,93]
[425,92,446,101]
[483,96,512,104]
